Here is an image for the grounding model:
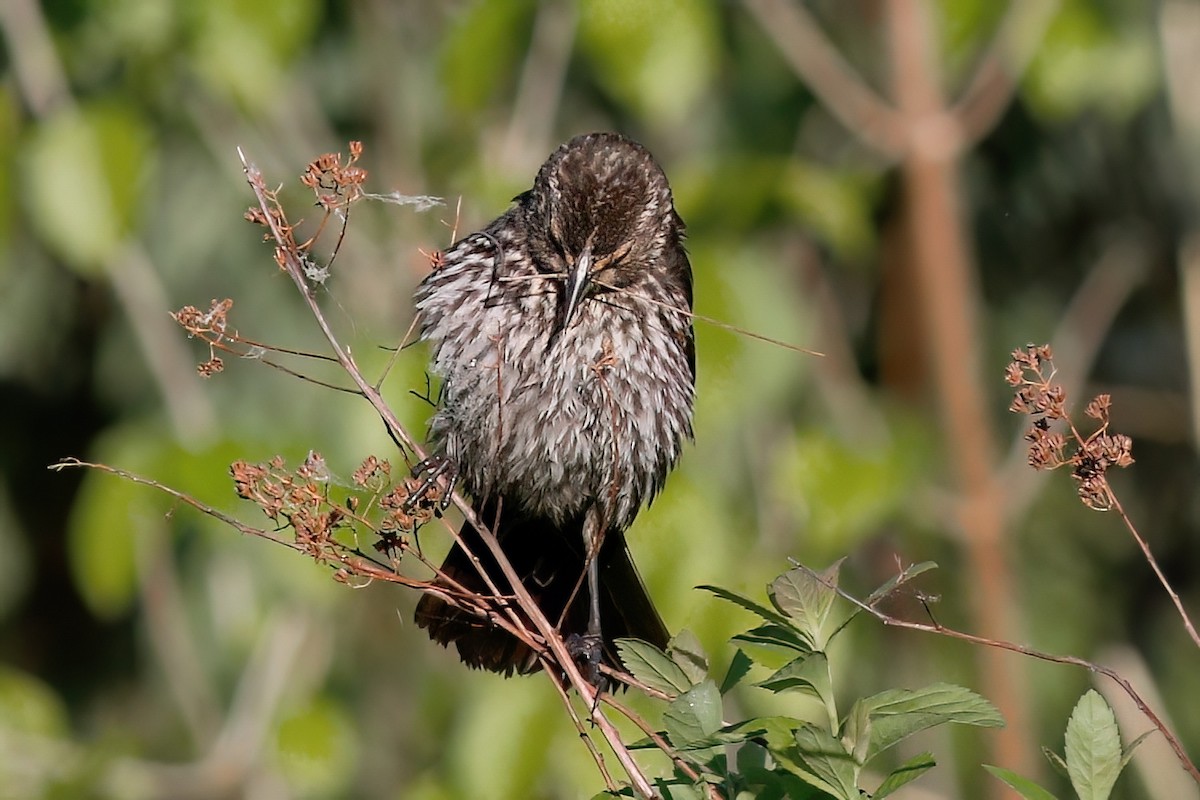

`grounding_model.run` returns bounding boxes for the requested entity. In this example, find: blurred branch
[0,0,71,116]
[501,0,578,172]
[107,247,219,443]
[951,0,1059,149]
[136,521,222,746]
[883,0,1031,787]
[2,0,217,445]
[1160,0,1200,447]
[741,0,906,158]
